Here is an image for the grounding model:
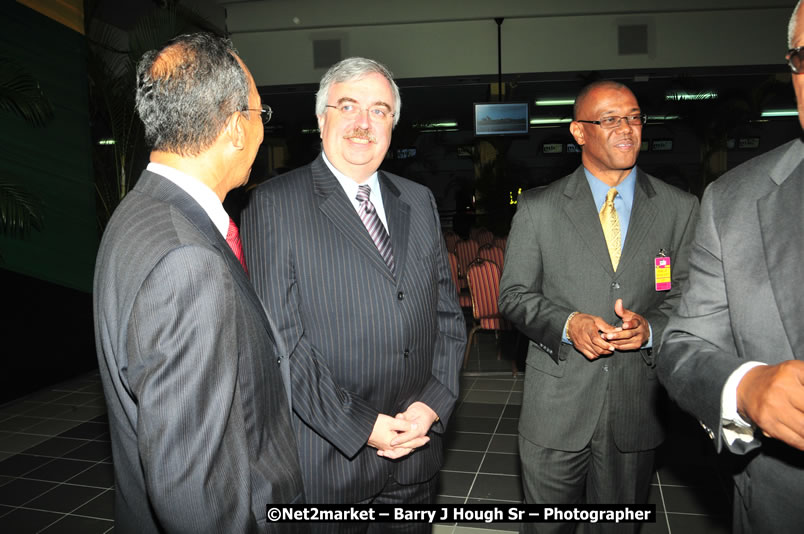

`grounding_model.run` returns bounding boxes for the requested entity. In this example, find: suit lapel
[616,170,657,278]
[758,154,804,355]
[311,156,396,283]
[562,167,615,276]
[136,172,273,335]
[379,171,410,286]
